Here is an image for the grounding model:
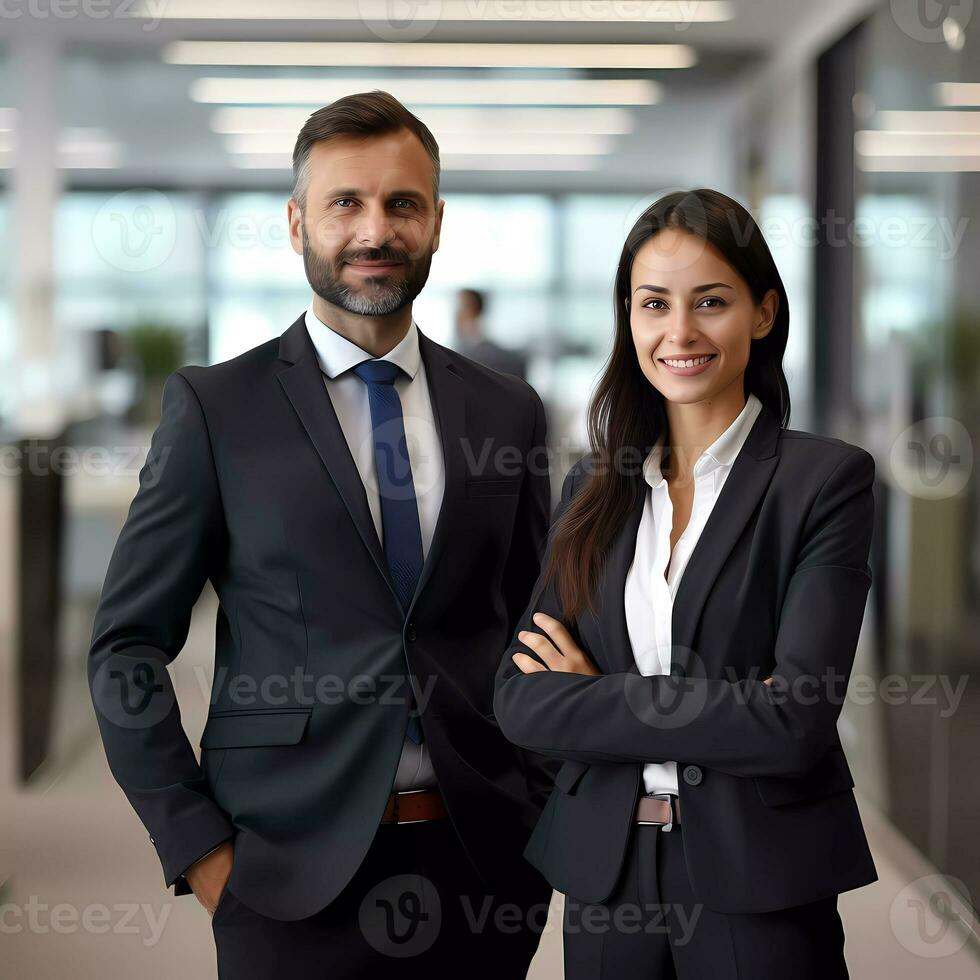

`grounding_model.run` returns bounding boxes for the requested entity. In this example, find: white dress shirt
[304,303,445,792]
[624,391,763,796]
